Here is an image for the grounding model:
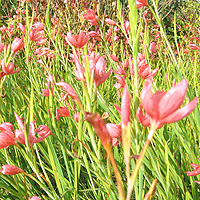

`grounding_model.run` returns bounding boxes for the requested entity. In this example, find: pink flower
[82,9,98,26]
[140,79,198,128]
[85,112,110,149]
[75,53,111,86]
[65,31,89,49]
[32,22,45,31]
[11,37,24,53]
[106,123,122,146]
[92,56,111,86]
[1,61,20,75]
[186,163,200,176]
[29,29,44,42]
[29,196,42,200]
[138,64,158,80]
[136,0,149,9]
[14,113,52,147]
[112,64,126,76]
[105,18,117,26]
[121,85,130,127]
[88,31,101,41]
[150,42,156,54]
[35,125,52,137]
[0,165,24,175]
[56,106,70,122]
